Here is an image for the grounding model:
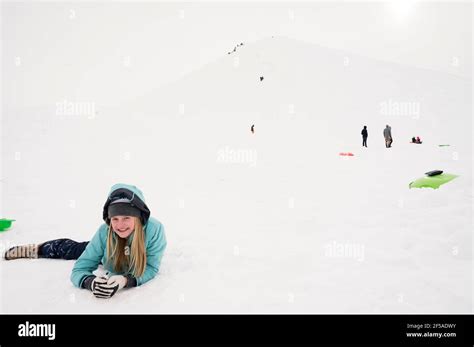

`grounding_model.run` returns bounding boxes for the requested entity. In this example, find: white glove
[106,275,128,291]
[92,275,127,299]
